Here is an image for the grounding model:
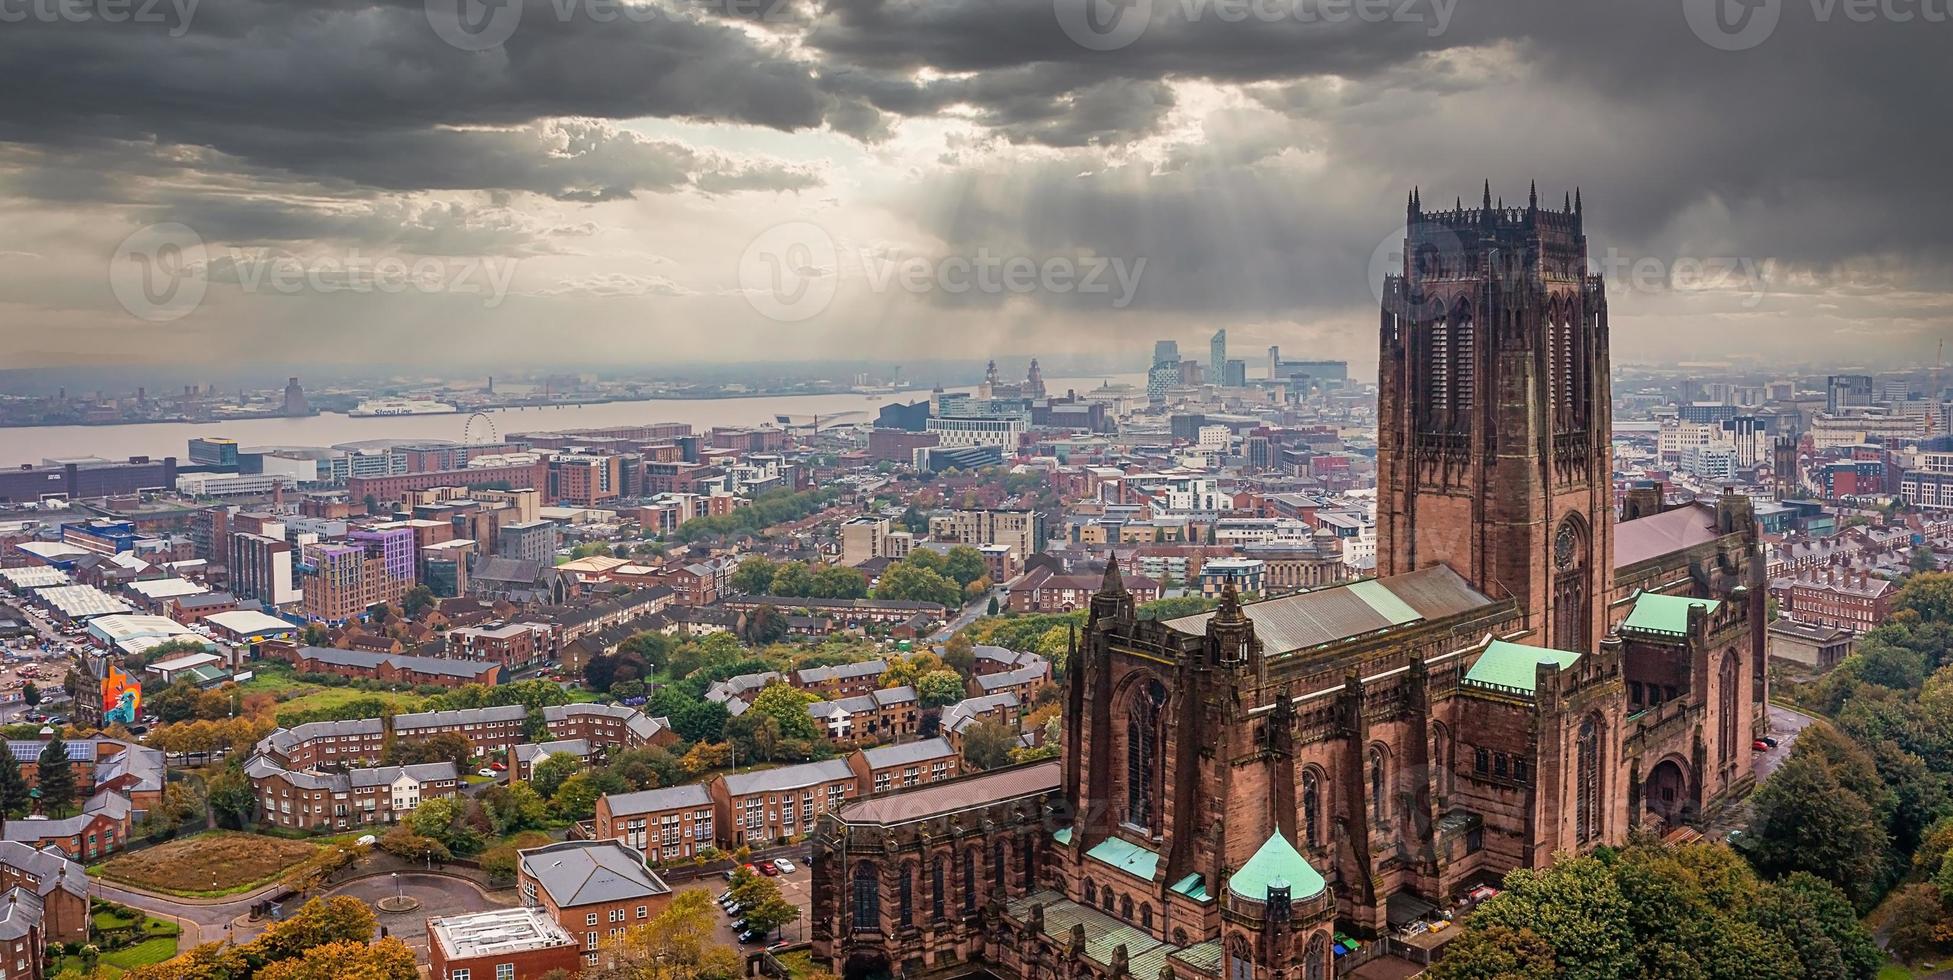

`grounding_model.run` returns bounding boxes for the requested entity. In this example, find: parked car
[758,862,780,877]
[1751,739,1768,752]
[737,929,764,944]
[490,762,507,771]
[1759,735,1780,748]
[477,768,496,777]
[772,858,796,875]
